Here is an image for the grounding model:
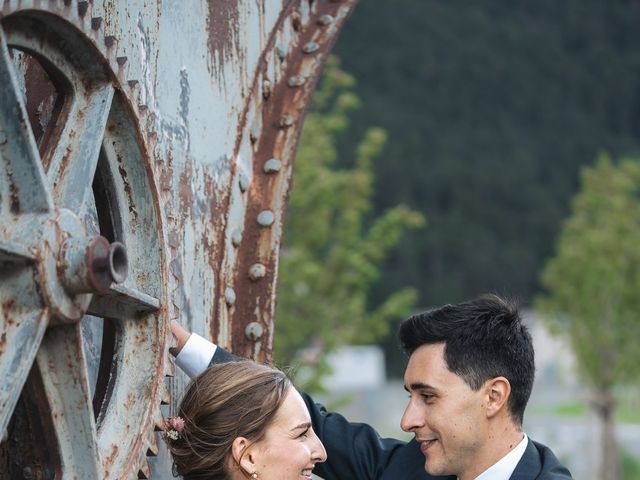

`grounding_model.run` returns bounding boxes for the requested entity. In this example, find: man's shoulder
[513,438,572,480]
